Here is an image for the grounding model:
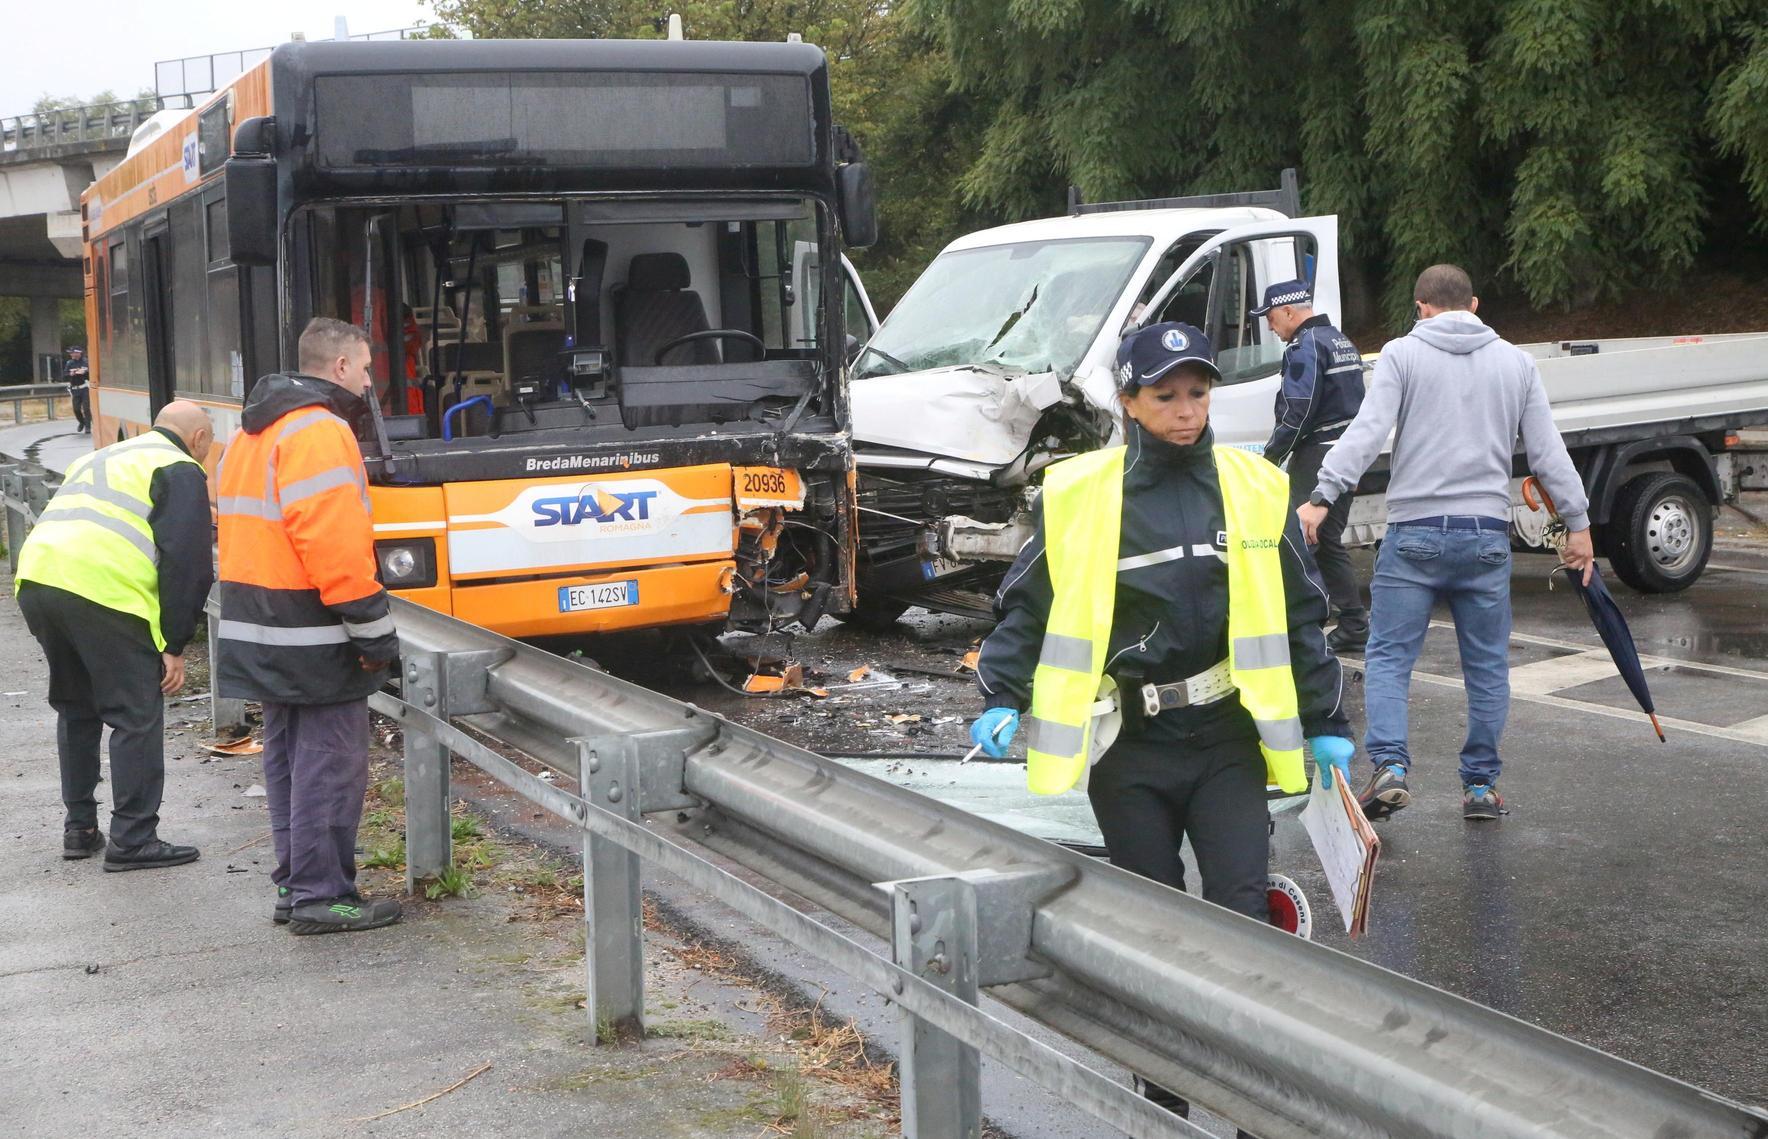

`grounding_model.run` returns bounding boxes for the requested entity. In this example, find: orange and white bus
[81,38,879,638]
